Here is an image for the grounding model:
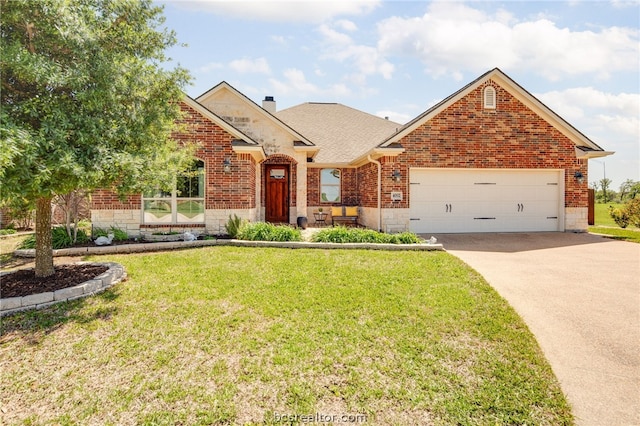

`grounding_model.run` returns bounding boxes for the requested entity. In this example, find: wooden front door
[265,165,289,223]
